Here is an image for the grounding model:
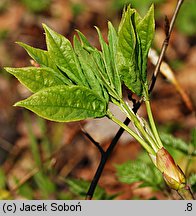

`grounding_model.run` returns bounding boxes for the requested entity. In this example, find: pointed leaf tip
[14,101,22,107]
